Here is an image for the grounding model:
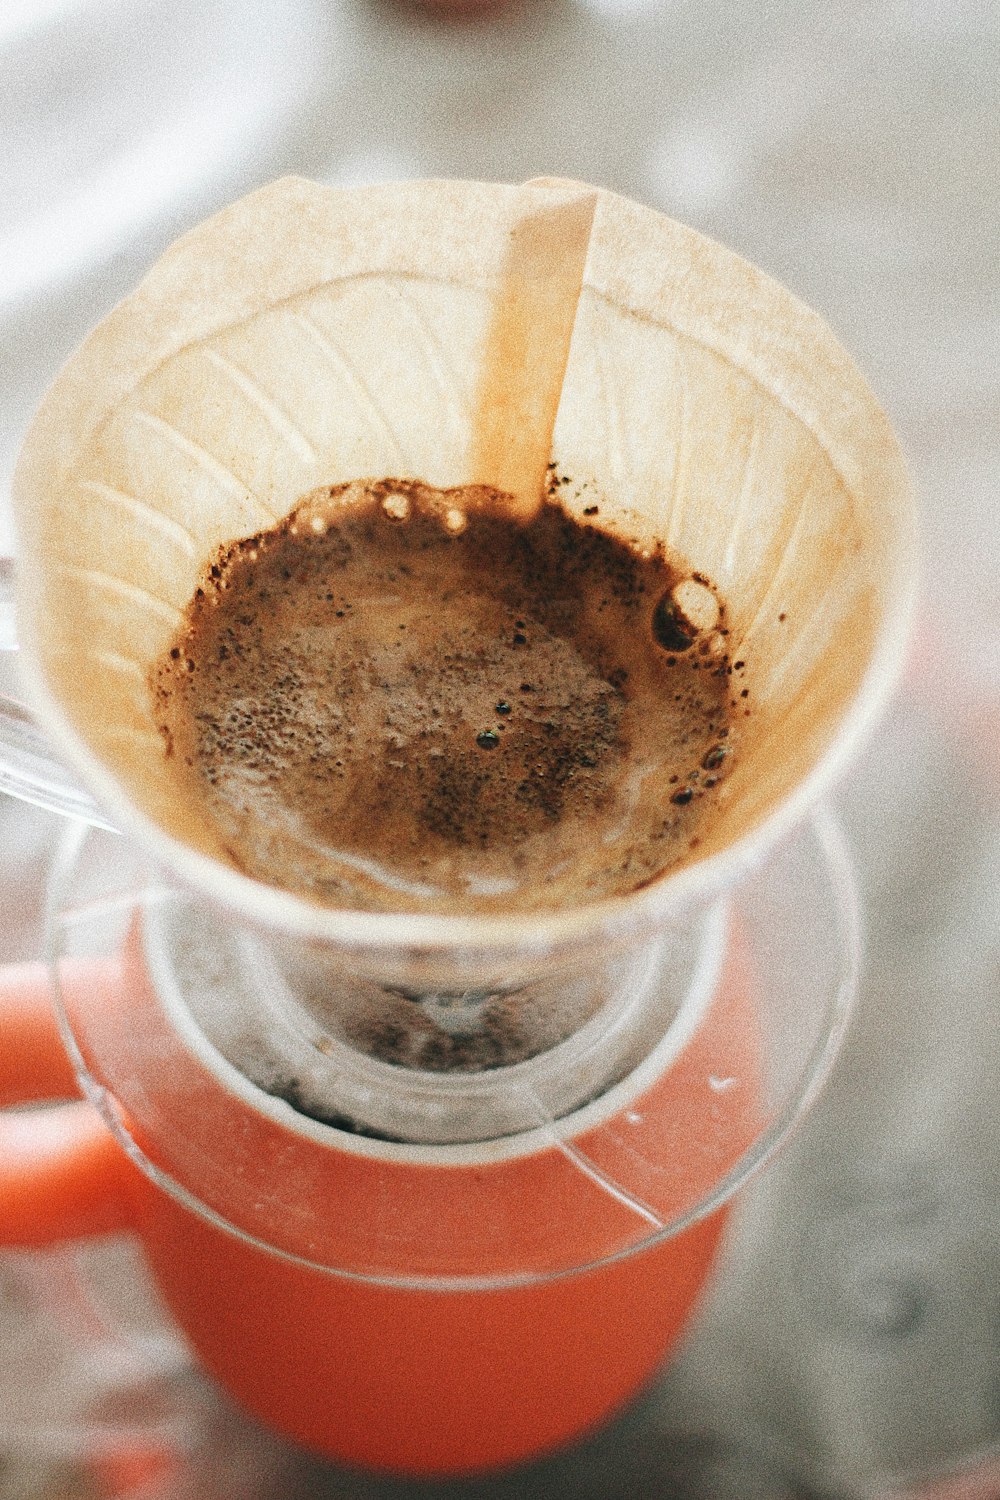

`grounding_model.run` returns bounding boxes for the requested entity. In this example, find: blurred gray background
[0,2,998,1497]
